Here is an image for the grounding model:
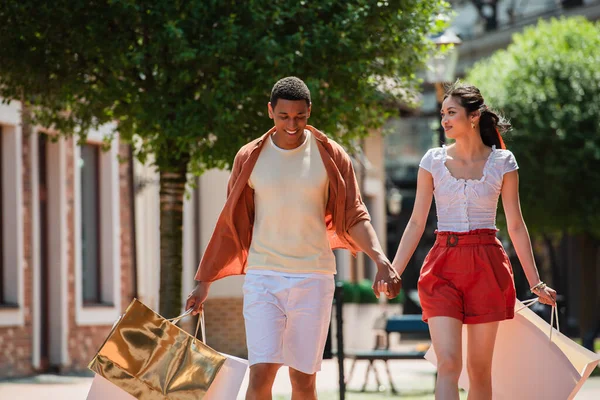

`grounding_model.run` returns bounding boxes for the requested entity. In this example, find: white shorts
[243,270,335,375]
